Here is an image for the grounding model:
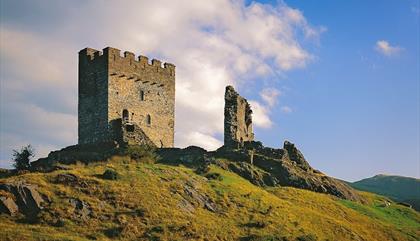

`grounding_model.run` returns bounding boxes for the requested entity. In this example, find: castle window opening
[146,114,151,126]
[126,124,134,132]
[122,109,129,121]
[140,90,145,101]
